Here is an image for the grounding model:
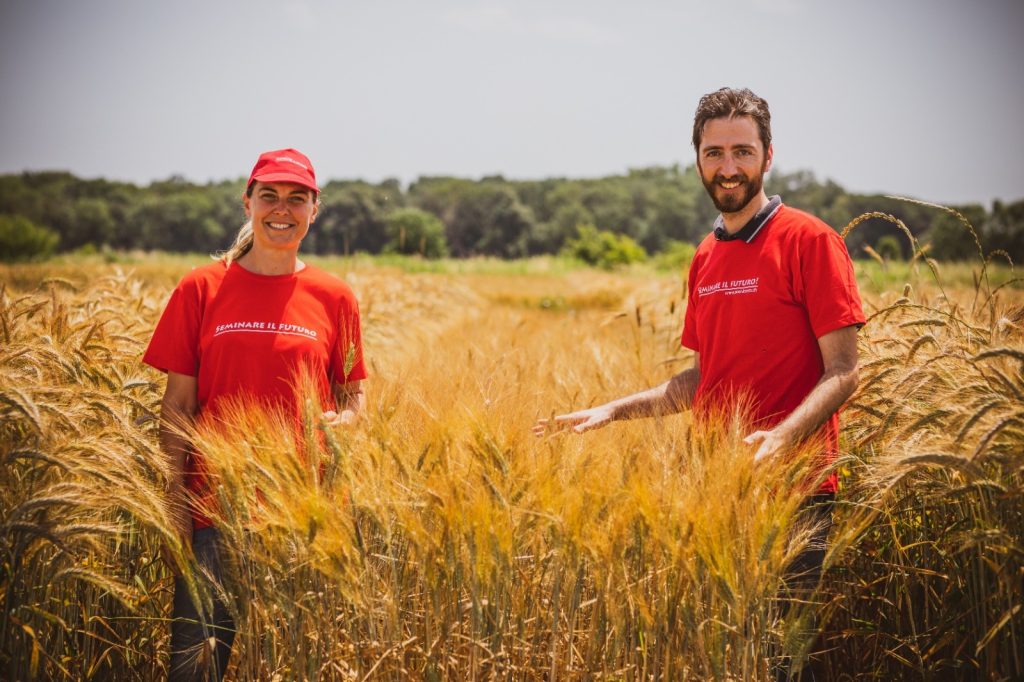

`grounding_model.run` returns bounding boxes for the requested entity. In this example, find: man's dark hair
[692,87,772,153]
